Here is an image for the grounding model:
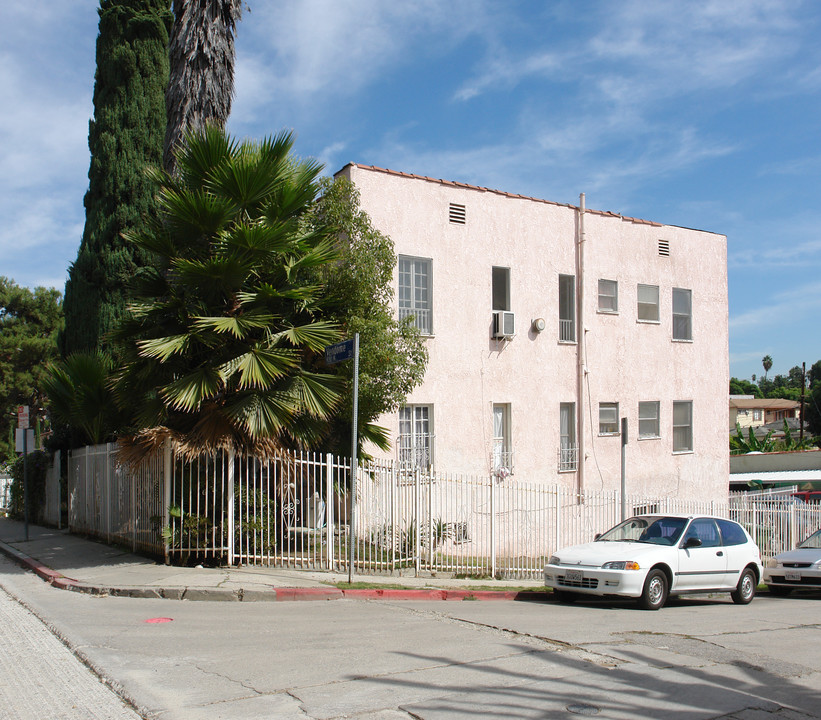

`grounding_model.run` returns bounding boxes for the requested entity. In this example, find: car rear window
[717,519,748,546]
